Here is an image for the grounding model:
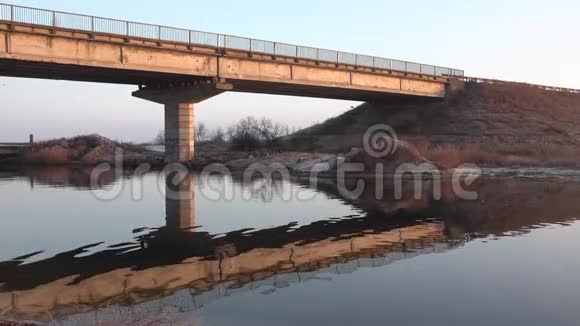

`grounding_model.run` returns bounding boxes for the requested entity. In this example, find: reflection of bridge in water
[1,168,580,323]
